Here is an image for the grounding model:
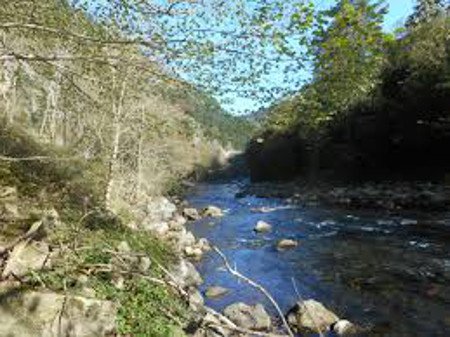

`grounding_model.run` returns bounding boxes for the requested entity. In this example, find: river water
[187,181,450,337]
